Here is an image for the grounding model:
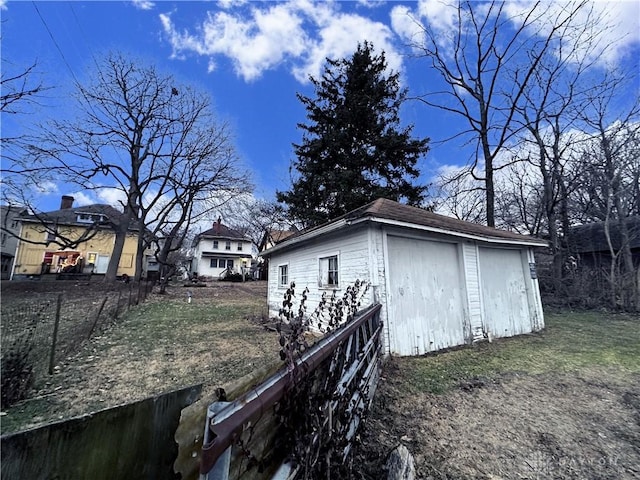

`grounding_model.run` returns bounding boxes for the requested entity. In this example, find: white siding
[478,247,531,339]
[386,235,467,355]
[267,223,545,357]
[266,228,374,326]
